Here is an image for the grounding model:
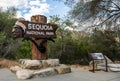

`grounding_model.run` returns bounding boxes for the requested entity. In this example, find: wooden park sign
[12,15,58,60]
[13,20,58,38]
[25,22,57,38]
